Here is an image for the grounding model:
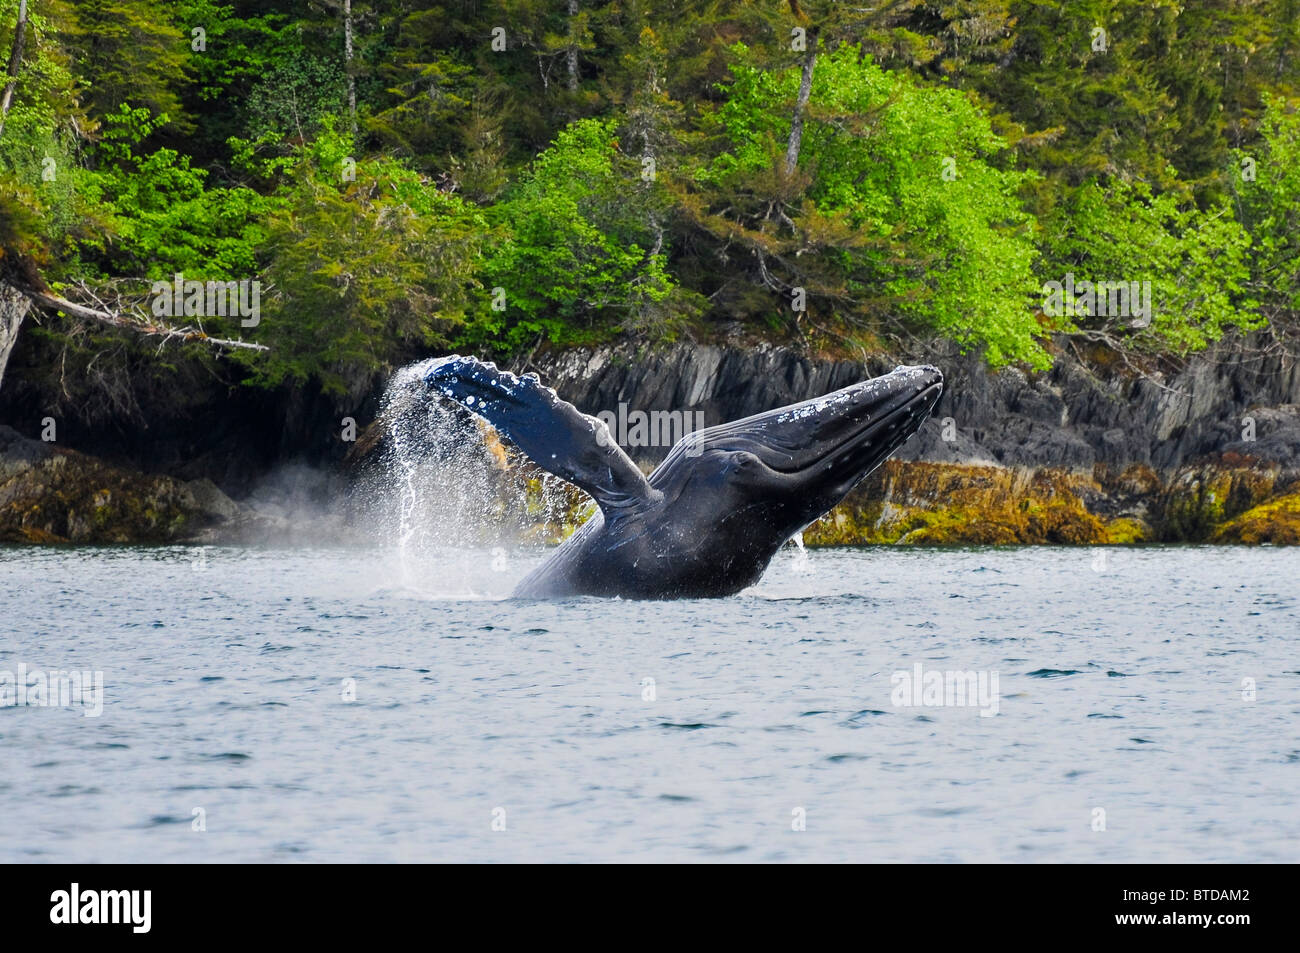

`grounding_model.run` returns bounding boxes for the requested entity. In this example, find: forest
[0,0,1298,416]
